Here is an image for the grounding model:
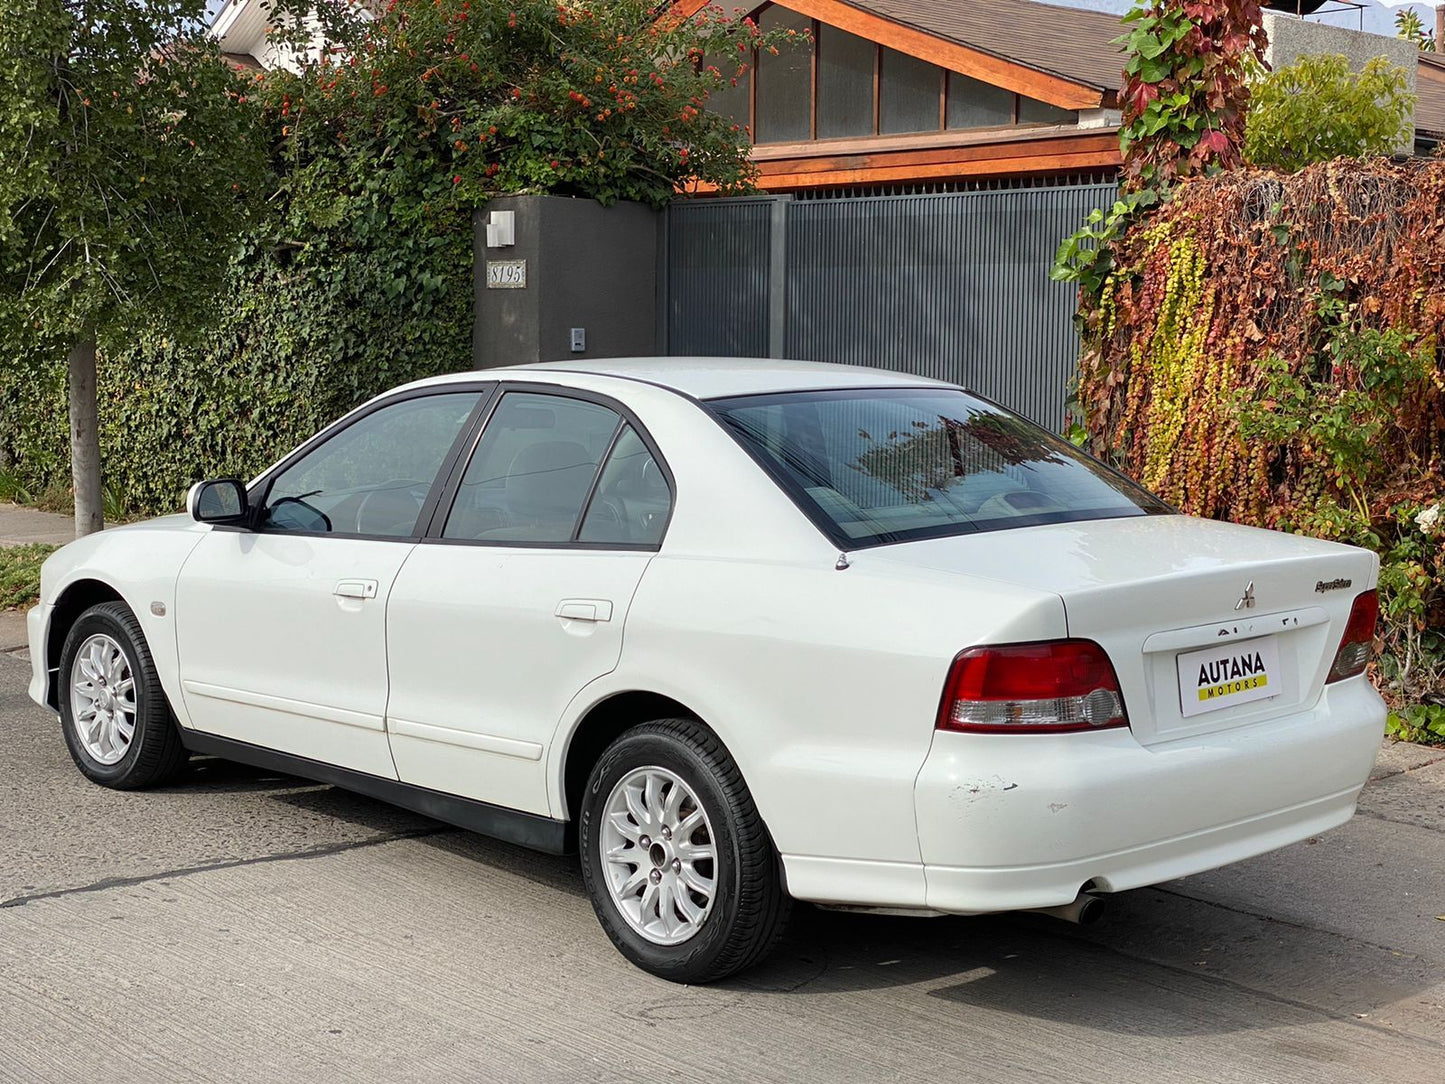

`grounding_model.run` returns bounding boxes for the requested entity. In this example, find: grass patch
[0,465,33,505]
[0,544,59,611]
[0,466,69,515]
